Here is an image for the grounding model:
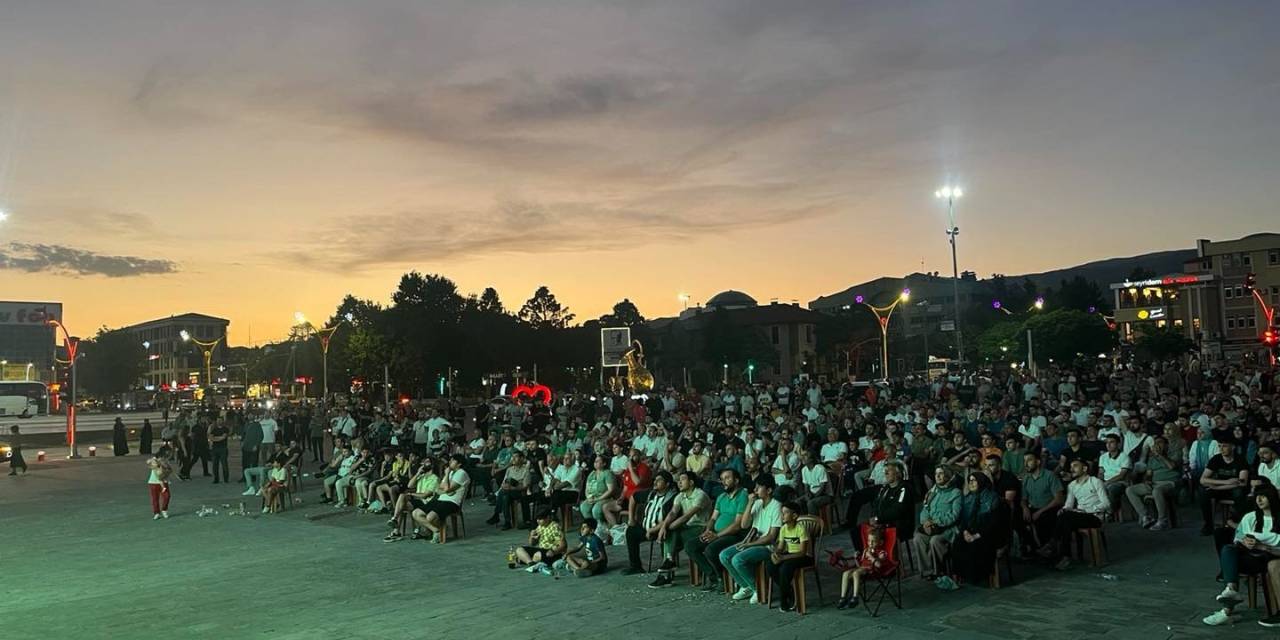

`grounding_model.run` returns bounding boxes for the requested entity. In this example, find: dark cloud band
[0,243,178,277]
